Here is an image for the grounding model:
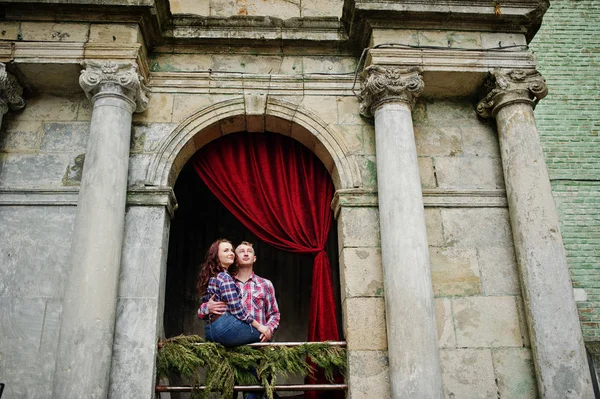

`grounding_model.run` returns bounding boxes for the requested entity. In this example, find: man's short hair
[236,241,255,253]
